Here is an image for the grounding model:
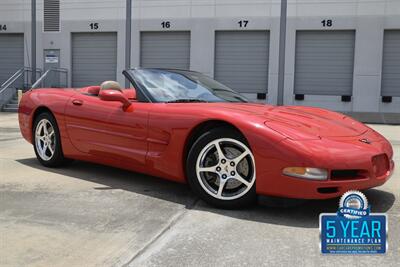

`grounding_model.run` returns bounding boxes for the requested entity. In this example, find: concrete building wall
[0,0,399,118]
[284,0,400,115]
